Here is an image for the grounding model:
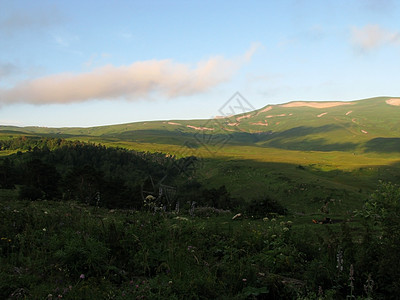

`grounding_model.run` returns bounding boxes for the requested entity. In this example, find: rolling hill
[2,96,399,157]
[1,96,400,212]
